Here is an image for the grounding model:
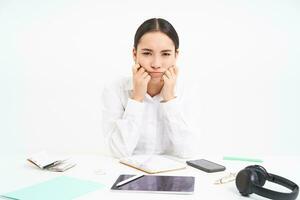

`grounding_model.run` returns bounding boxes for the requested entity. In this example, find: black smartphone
[186,159,226,173]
